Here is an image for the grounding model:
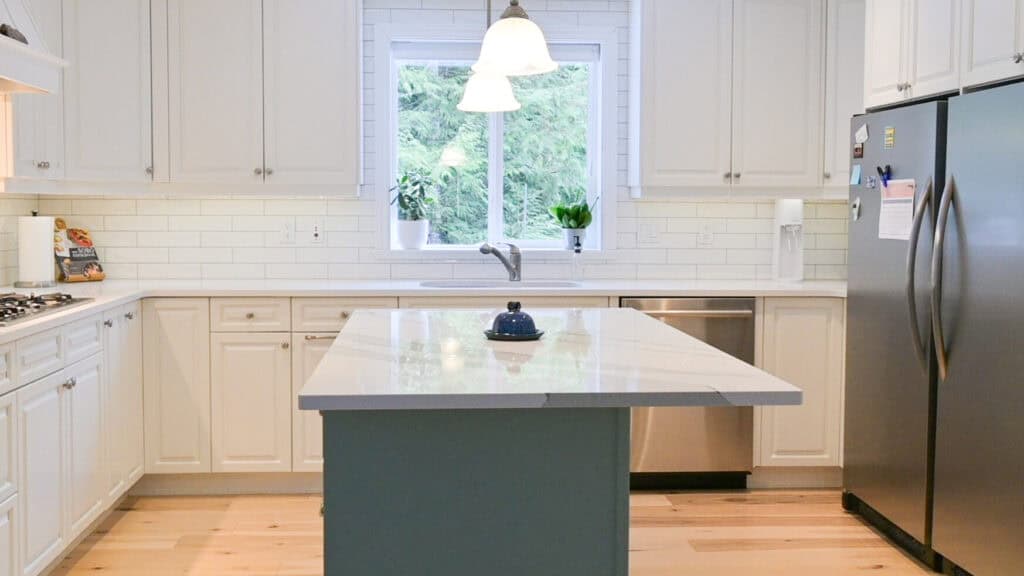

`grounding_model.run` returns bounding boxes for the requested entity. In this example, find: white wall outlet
[280,222,296,245]
[697,223,715,247]
[639,222,659,244]
[311,217,325,245]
